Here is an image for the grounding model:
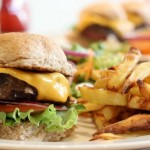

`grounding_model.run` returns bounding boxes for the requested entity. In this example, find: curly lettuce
[0,105,81,132]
